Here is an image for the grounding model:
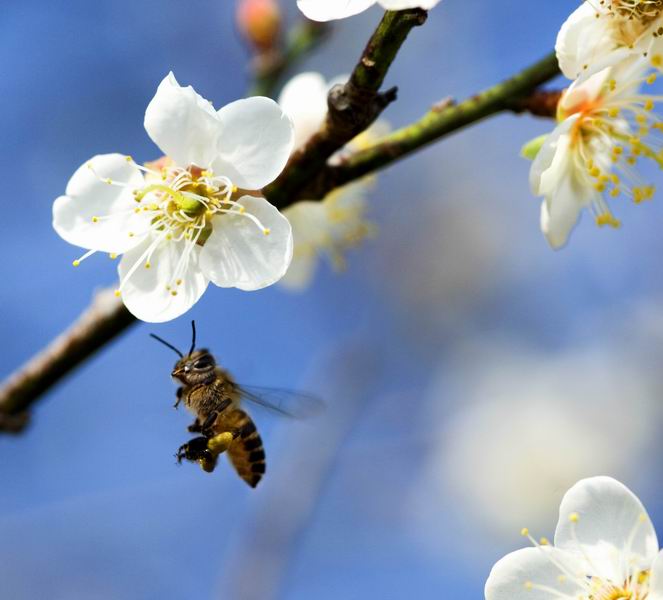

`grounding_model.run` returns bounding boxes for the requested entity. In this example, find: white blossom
[530,58,662,248]
[556,0,663,81]
[296,0,440,22]
[277,72,380,290]
[485,477,663,600]
[53,73,295,322]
